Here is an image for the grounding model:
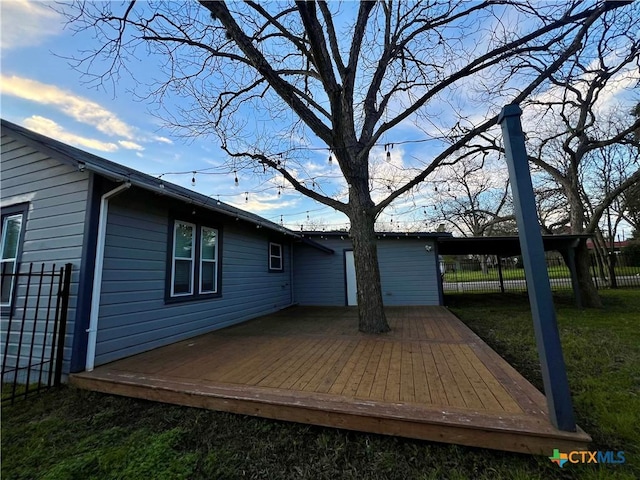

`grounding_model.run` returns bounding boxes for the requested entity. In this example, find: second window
[170,220,219,299]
